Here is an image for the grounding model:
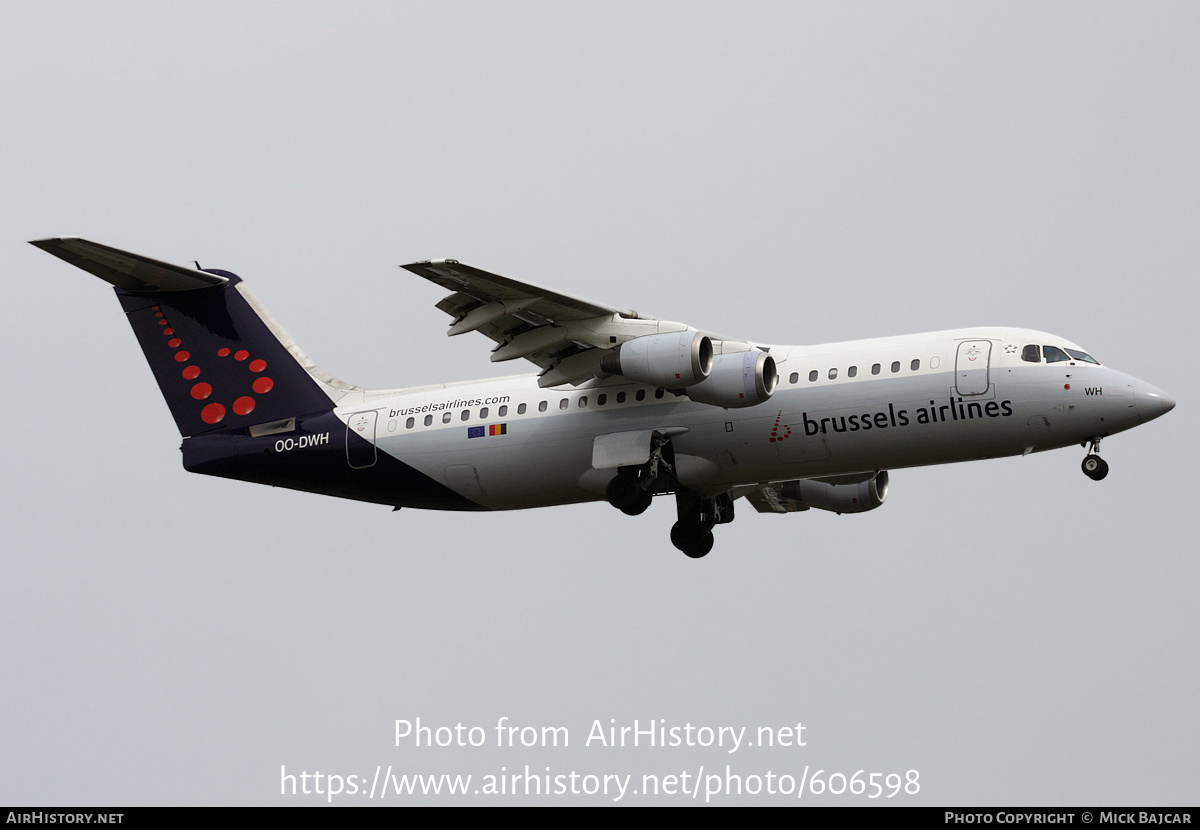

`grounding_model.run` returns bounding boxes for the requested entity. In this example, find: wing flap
[745,482,811,513]
[537,350,607,387]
